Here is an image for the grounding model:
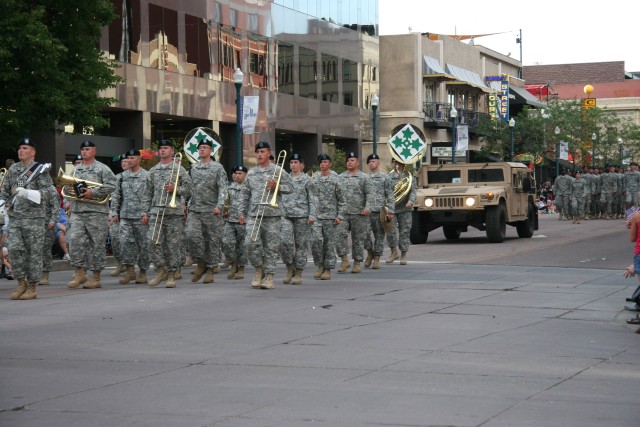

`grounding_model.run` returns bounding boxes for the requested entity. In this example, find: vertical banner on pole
[242,96,259,134]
